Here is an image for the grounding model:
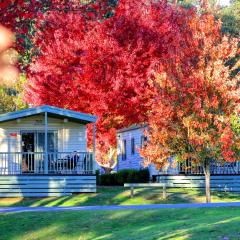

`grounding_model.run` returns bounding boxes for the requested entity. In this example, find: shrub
[99,173,117,186]
[96,169,100,185]
[97,168,149,186]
